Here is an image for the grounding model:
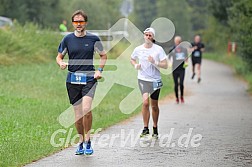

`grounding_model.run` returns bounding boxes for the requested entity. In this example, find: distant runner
[168,36,188,104]
[191,35,205,83]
